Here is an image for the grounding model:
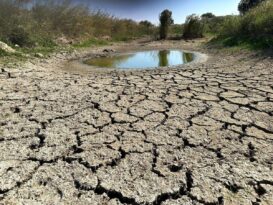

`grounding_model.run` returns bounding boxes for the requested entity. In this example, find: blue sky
[77,0,240,24]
